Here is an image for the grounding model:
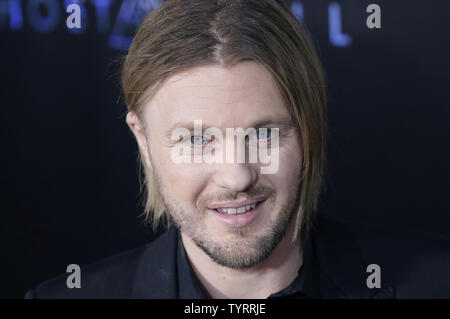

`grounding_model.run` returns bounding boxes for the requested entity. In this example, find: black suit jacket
[25,214,450,298]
